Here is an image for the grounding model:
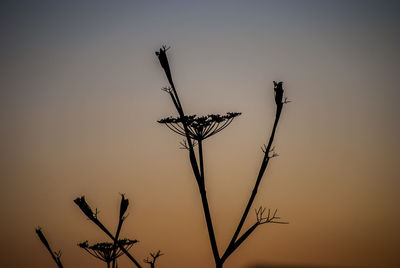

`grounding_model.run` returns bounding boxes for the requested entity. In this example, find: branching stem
[156,47,287,268]
[160,49,221,264]
[222,105,283,263]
